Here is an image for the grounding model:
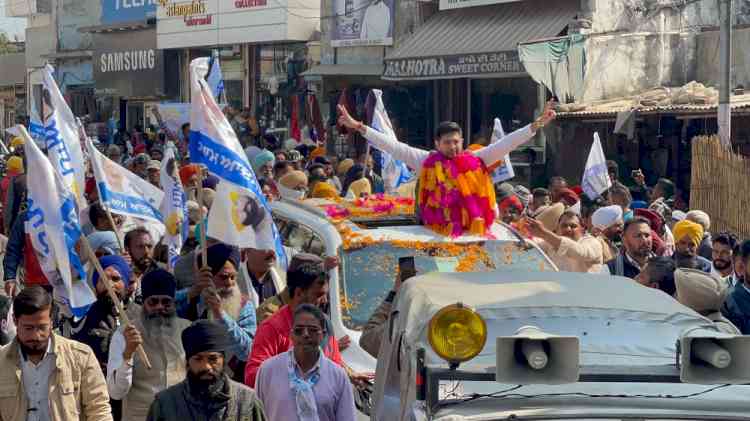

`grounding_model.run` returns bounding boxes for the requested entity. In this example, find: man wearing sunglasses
[256,304,356,421]
[107,269,191,421]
